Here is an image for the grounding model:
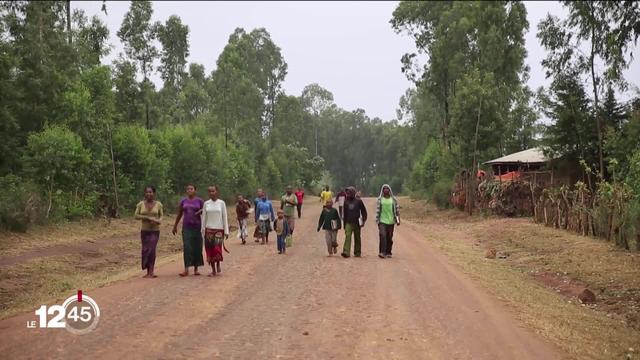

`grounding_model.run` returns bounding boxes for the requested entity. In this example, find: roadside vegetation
[402,197,640,360]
